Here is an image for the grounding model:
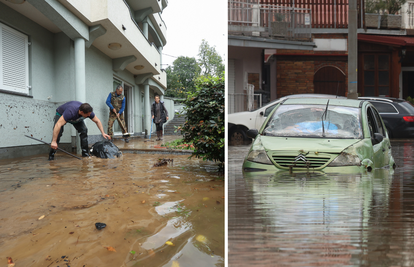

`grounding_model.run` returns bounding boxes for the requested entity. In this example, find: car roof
[257,94,347,109]
[358,96,405,103]
[282,98,363,108]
